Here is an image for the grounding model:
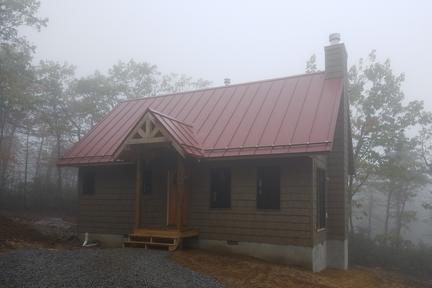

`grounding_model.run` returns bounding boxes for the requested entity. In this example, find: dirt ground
[0,213,79,252]
[172,249,430,288]
[1,214,429,288]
